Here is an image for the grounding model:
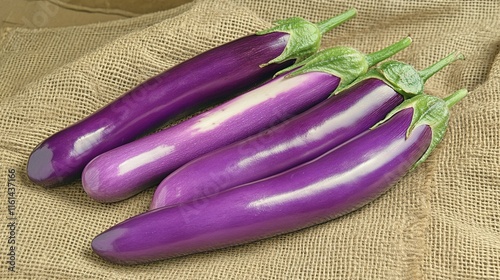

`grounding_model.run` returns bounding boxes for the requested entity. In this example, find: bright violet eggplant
[81,38,412,203]
[27,10,357,187]
[92,89,467,264]
[150,52,463,209]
